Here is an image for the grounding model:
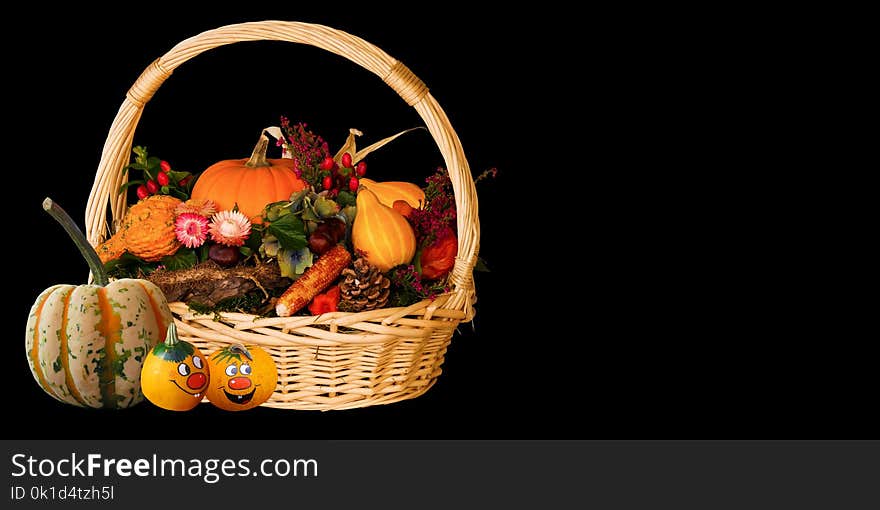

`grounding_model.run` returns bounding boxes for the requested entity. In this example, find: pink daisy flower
[175,213,209,248]
[209,210,251,246]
